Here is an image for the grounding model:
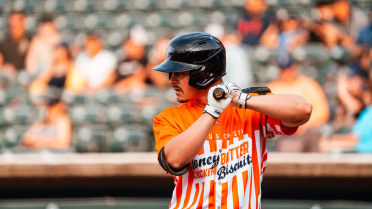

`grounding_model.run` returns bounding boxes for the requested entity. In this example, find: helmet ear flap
[189,66,216,89]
